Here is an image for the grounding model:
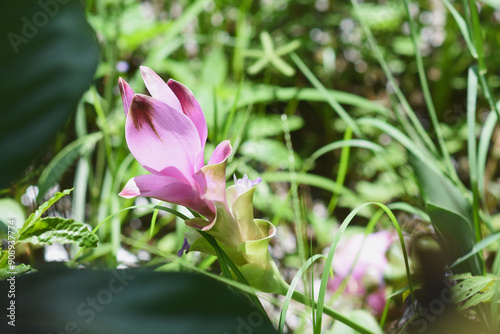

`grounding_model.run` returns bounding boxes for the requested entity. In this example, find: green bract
[186,180,288,294]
